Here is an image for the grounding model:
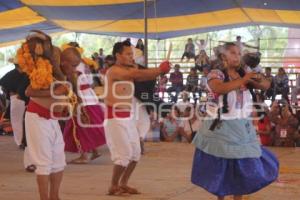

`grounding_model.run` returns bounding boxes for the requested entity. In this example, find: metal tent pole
[144,0,148,68]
